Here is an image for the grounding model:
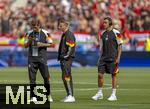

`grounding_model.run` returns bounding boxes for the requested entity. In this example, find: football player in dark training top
[57,18,76,102]
[92,17,123,101]
[24,19,53,102]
